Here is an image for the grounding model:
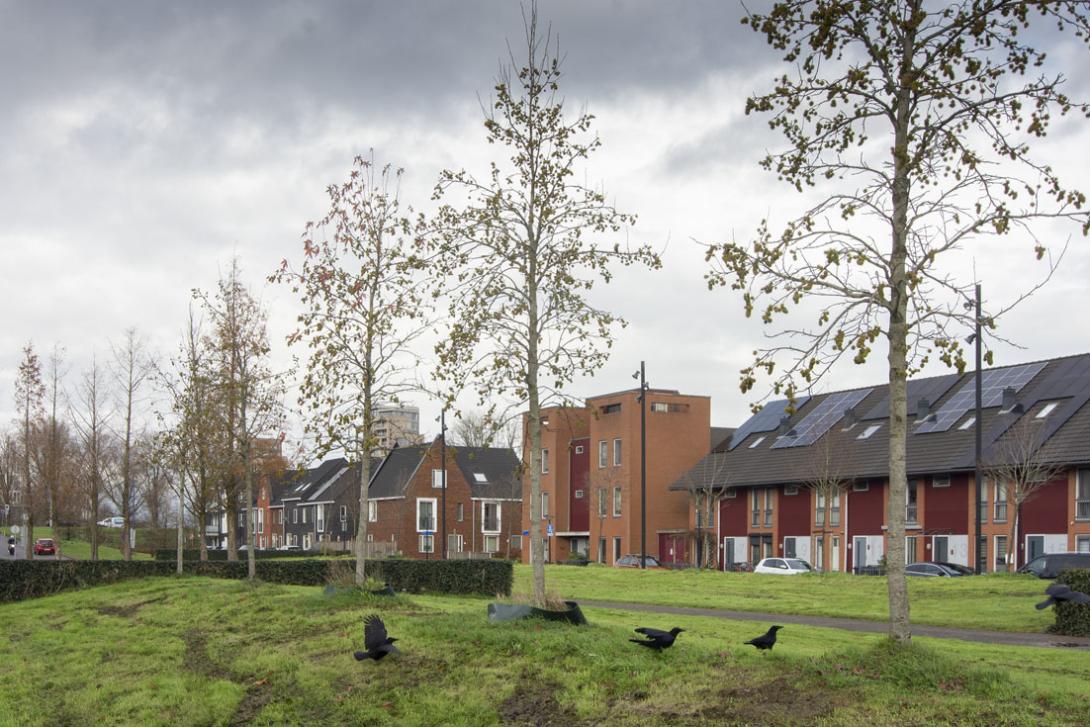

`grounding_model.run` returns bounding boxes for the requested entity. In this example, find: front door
[933,536,948,563]
[749,535,762,564]
[1027,535,1045,563]
[784,537,797,558]
[854,536,868,570]
[724,538,735,570]
[831,537,840,571]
